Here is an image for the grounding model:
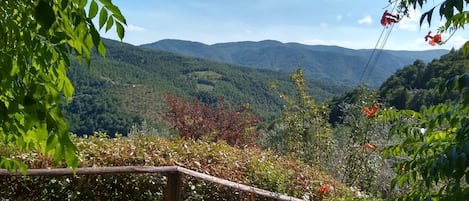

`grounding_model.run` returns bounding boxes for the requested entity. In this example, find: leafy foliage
[396,0,469,52]
[264,68,333,167]
[330,87,388,194]
[0,0,125,170]
[381,73,469,200]
[63,66,142,136]
[380,50,468,110]
[398,0,467,30]
[0,134,352,200]
[164,94,260,147]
